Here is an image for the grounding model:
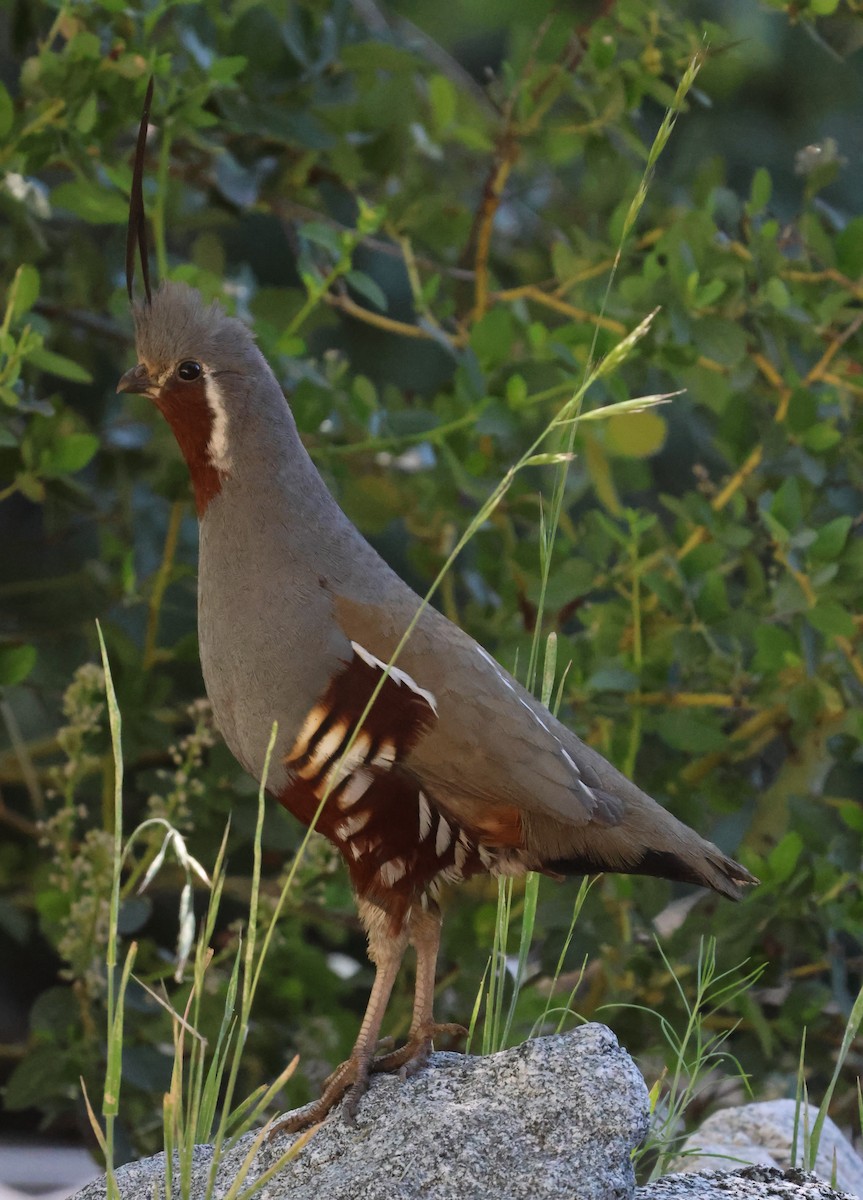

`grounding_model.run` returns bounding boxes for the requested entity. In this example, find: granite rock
[70,1023,648,1200]
[673,1100,863,1198]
